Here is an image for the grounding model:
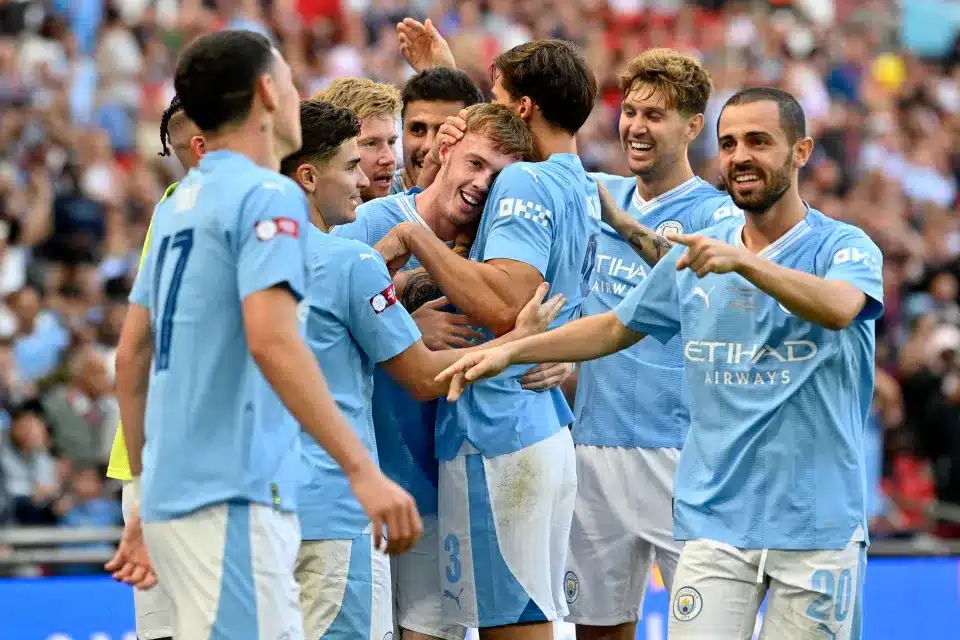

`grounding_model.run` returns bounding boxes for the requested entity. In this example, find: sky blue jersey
[435,154,602,460]
[298,226,421,541]
[575,174,740,448]
[332,189,442,515]
[129,150,309,522]
[615,208,884,550]
[390,167,406,195]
